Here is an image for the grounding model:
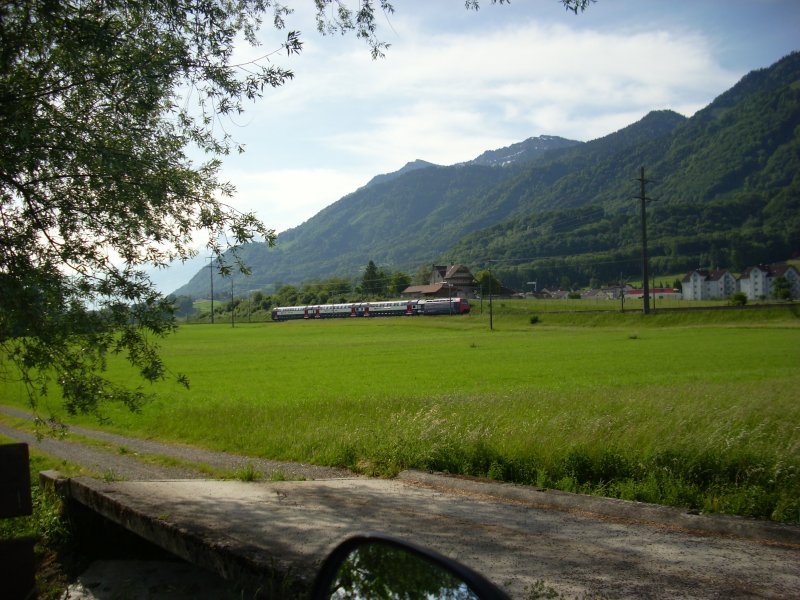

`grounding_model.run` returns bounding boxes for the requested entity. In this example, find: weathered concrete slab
[42,471,800,599]
[398,470,800,546]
